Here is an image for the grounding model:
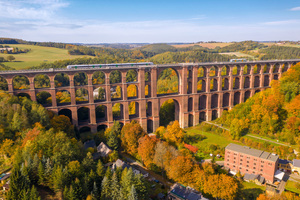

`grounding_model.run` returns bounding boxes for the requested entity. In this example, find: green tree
[7,55,15,62]
[29,185,40,200]
[111,172,120,200]
[101,176,111,200]
[6,166,27,200]
[38,161,45,185]
[128,185,138,200]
